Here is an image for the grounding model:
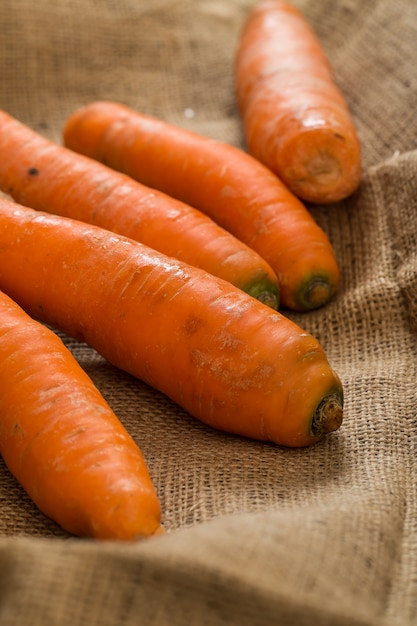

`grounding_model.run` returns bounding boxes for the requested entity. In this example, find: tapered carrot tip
[311,392,343,437]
